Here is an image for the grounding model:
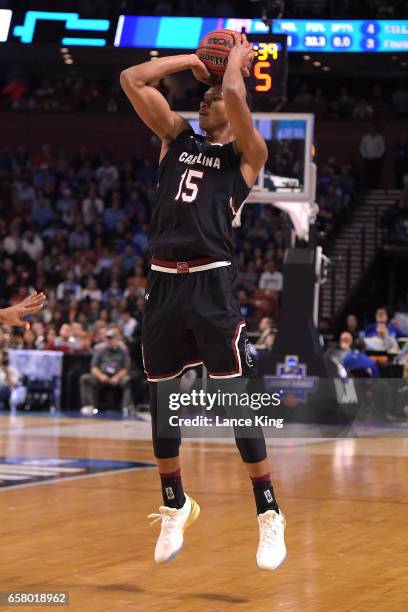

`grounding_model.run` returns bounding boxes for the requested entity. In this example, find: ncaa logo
[244,339,253,368]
